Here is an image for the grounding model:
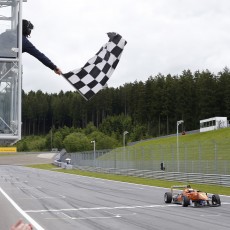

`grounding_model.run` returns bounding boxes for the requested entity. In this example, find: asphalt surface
[0,165,230,230]
[0,152,55,165]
